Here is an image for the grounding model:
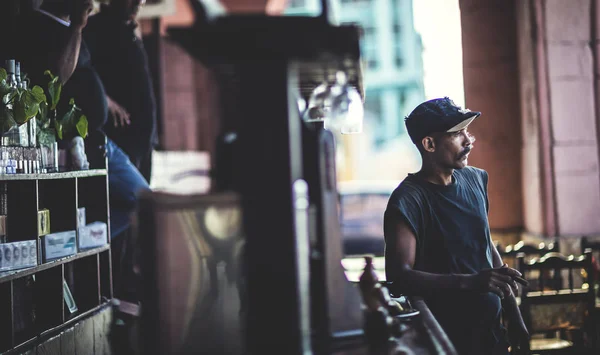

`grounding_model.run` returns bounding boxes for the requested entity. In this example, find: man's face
[428,128,475,170]
[111,0,145,21]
